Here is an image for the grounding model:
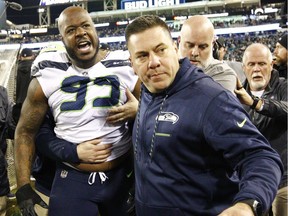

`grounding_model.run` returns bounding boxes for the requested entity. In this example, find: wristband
[239,199,262,216]
[250,95,260,109]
